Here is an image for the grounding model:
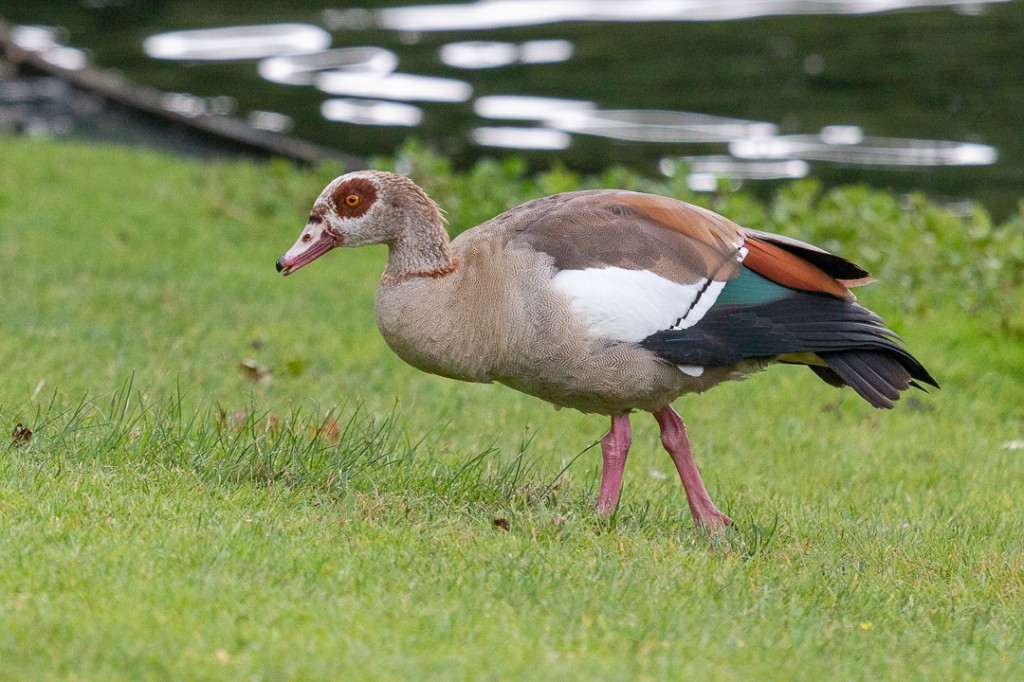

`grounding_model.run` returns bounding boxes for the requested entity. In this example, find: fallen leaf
[11,423,32,447]
[237,359,272,385]
[311,418,341,443]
